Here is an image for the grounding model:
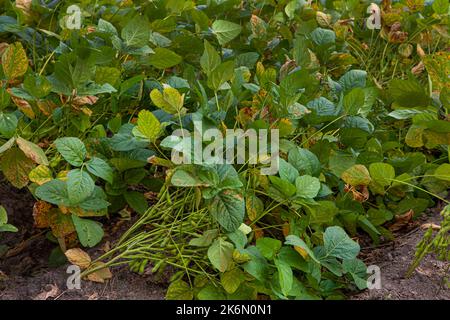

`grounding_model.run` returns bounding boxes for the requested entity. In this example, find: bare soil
[0,181,448,300]
[352,203,449,300]
[0,181,166,300]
